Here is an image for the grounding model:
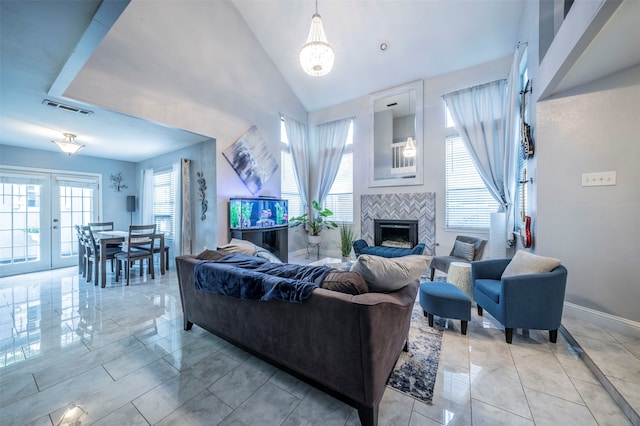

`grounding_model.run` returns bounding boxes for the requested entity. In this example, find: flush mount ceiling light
[52,132,85,155]
[299,0,334,77]
[403,137,416,158]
